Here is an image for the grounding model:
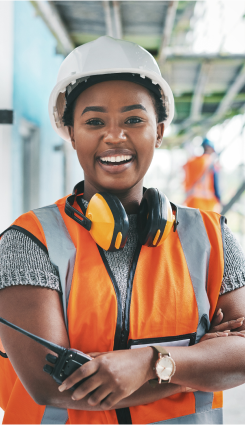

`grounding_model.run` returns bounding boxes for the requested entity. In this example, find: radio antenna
[0,317,64,356]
